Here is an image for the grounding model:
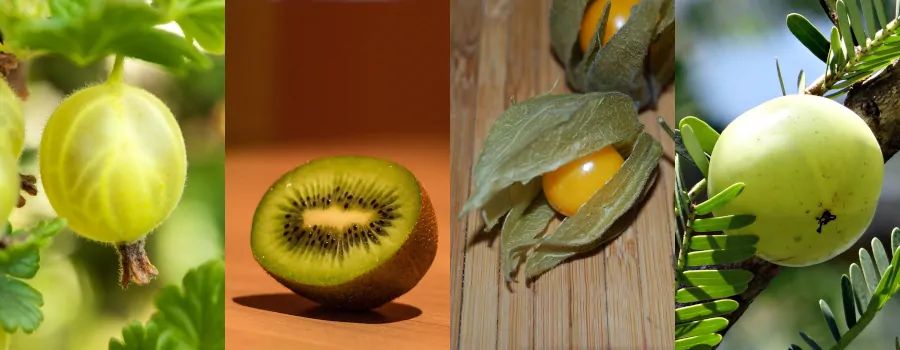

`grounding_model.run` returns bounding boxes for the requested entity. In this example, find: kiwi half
[251,156,437,310]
